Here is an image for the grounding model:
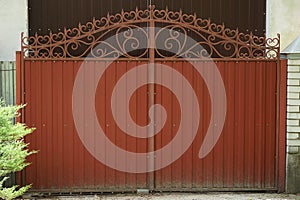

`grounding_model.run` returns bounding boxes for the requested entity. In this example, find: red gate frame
[16,6,287,192]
